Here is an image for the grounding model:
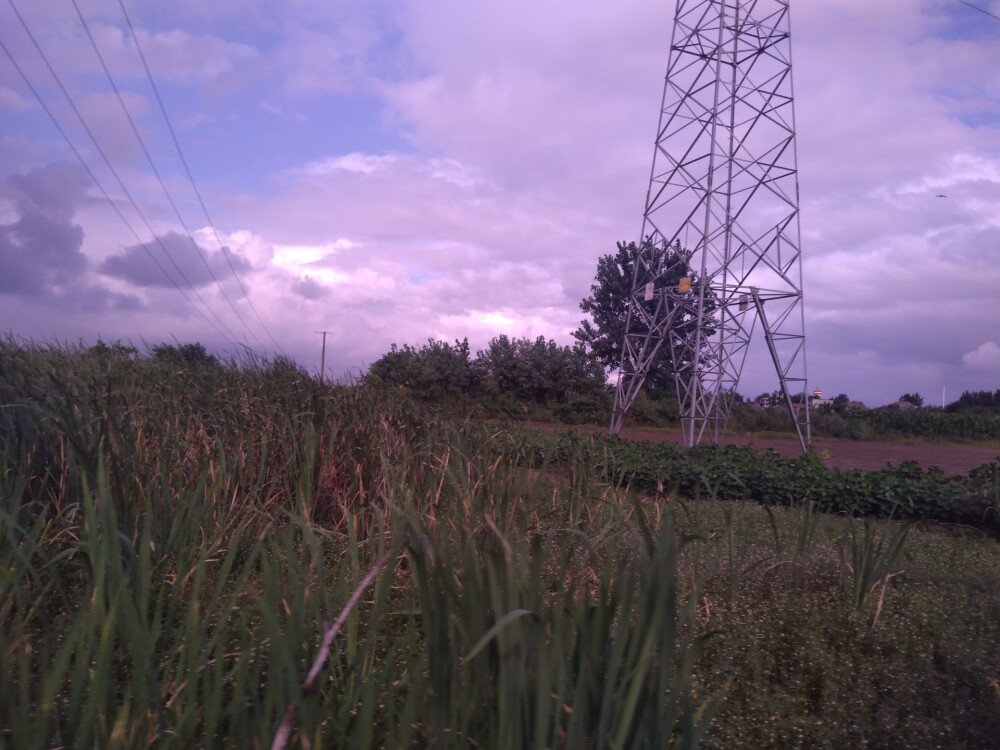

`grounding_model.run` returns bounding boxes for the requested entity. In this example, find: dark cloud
[101,231,252,289]
[0,162,91,295]
[113,293,145,311]
[291,275,328,300]
[52,283,147,314]
[5,160,91,219]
